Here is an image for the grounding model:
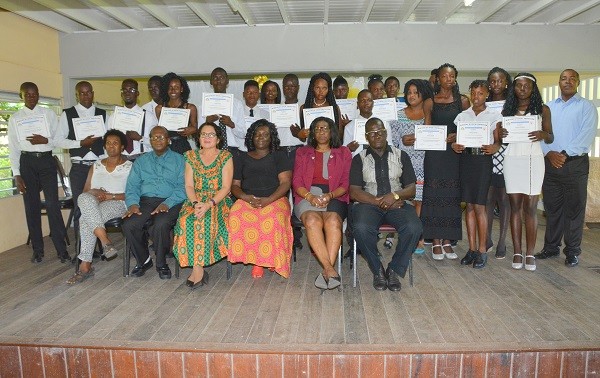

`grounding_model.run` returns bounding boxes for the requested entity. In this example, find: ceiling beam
[472,0,512,23]
[362,0,376,23]
[87,0,145,30]
[32,0,113,31]
[324,0,329,24]
[226,0,255,26]
[436,0,464,24]
[185,1,216,26]
[136,0,180,28]
[547,0,600,24]
[274,0,289,24]
[502,0,559,24]
[398,0,422,23]
[0,0,84,33]
[568,3,600,24]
